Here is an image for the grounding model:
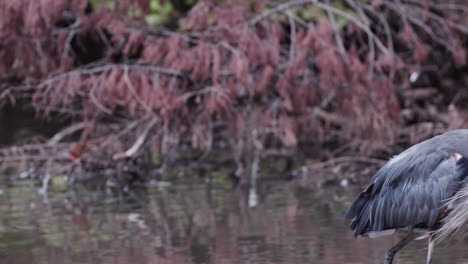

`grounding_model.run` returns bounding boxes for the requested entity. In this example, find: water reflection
[0,179,466,264]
